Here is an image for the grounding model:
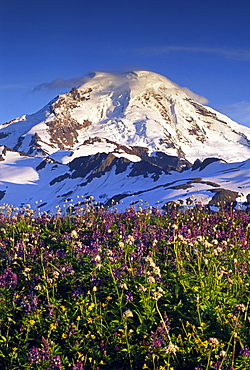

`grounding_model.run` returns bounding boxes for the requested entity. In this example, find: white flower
[209,337,219,346]
[164,344,178,354]
[126,235,135,245]
[157,287,165,293]
[153,266,161,276]
[71,230,78,239]
[94,255,101,262]
[235,303,246,312]
[147,276,155,284]
[123,309,133,318]
[120,283,128,290]
[139,285,147,292]
[53,270,60,279]
[152,291,163,301]
[145,256,156,268]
